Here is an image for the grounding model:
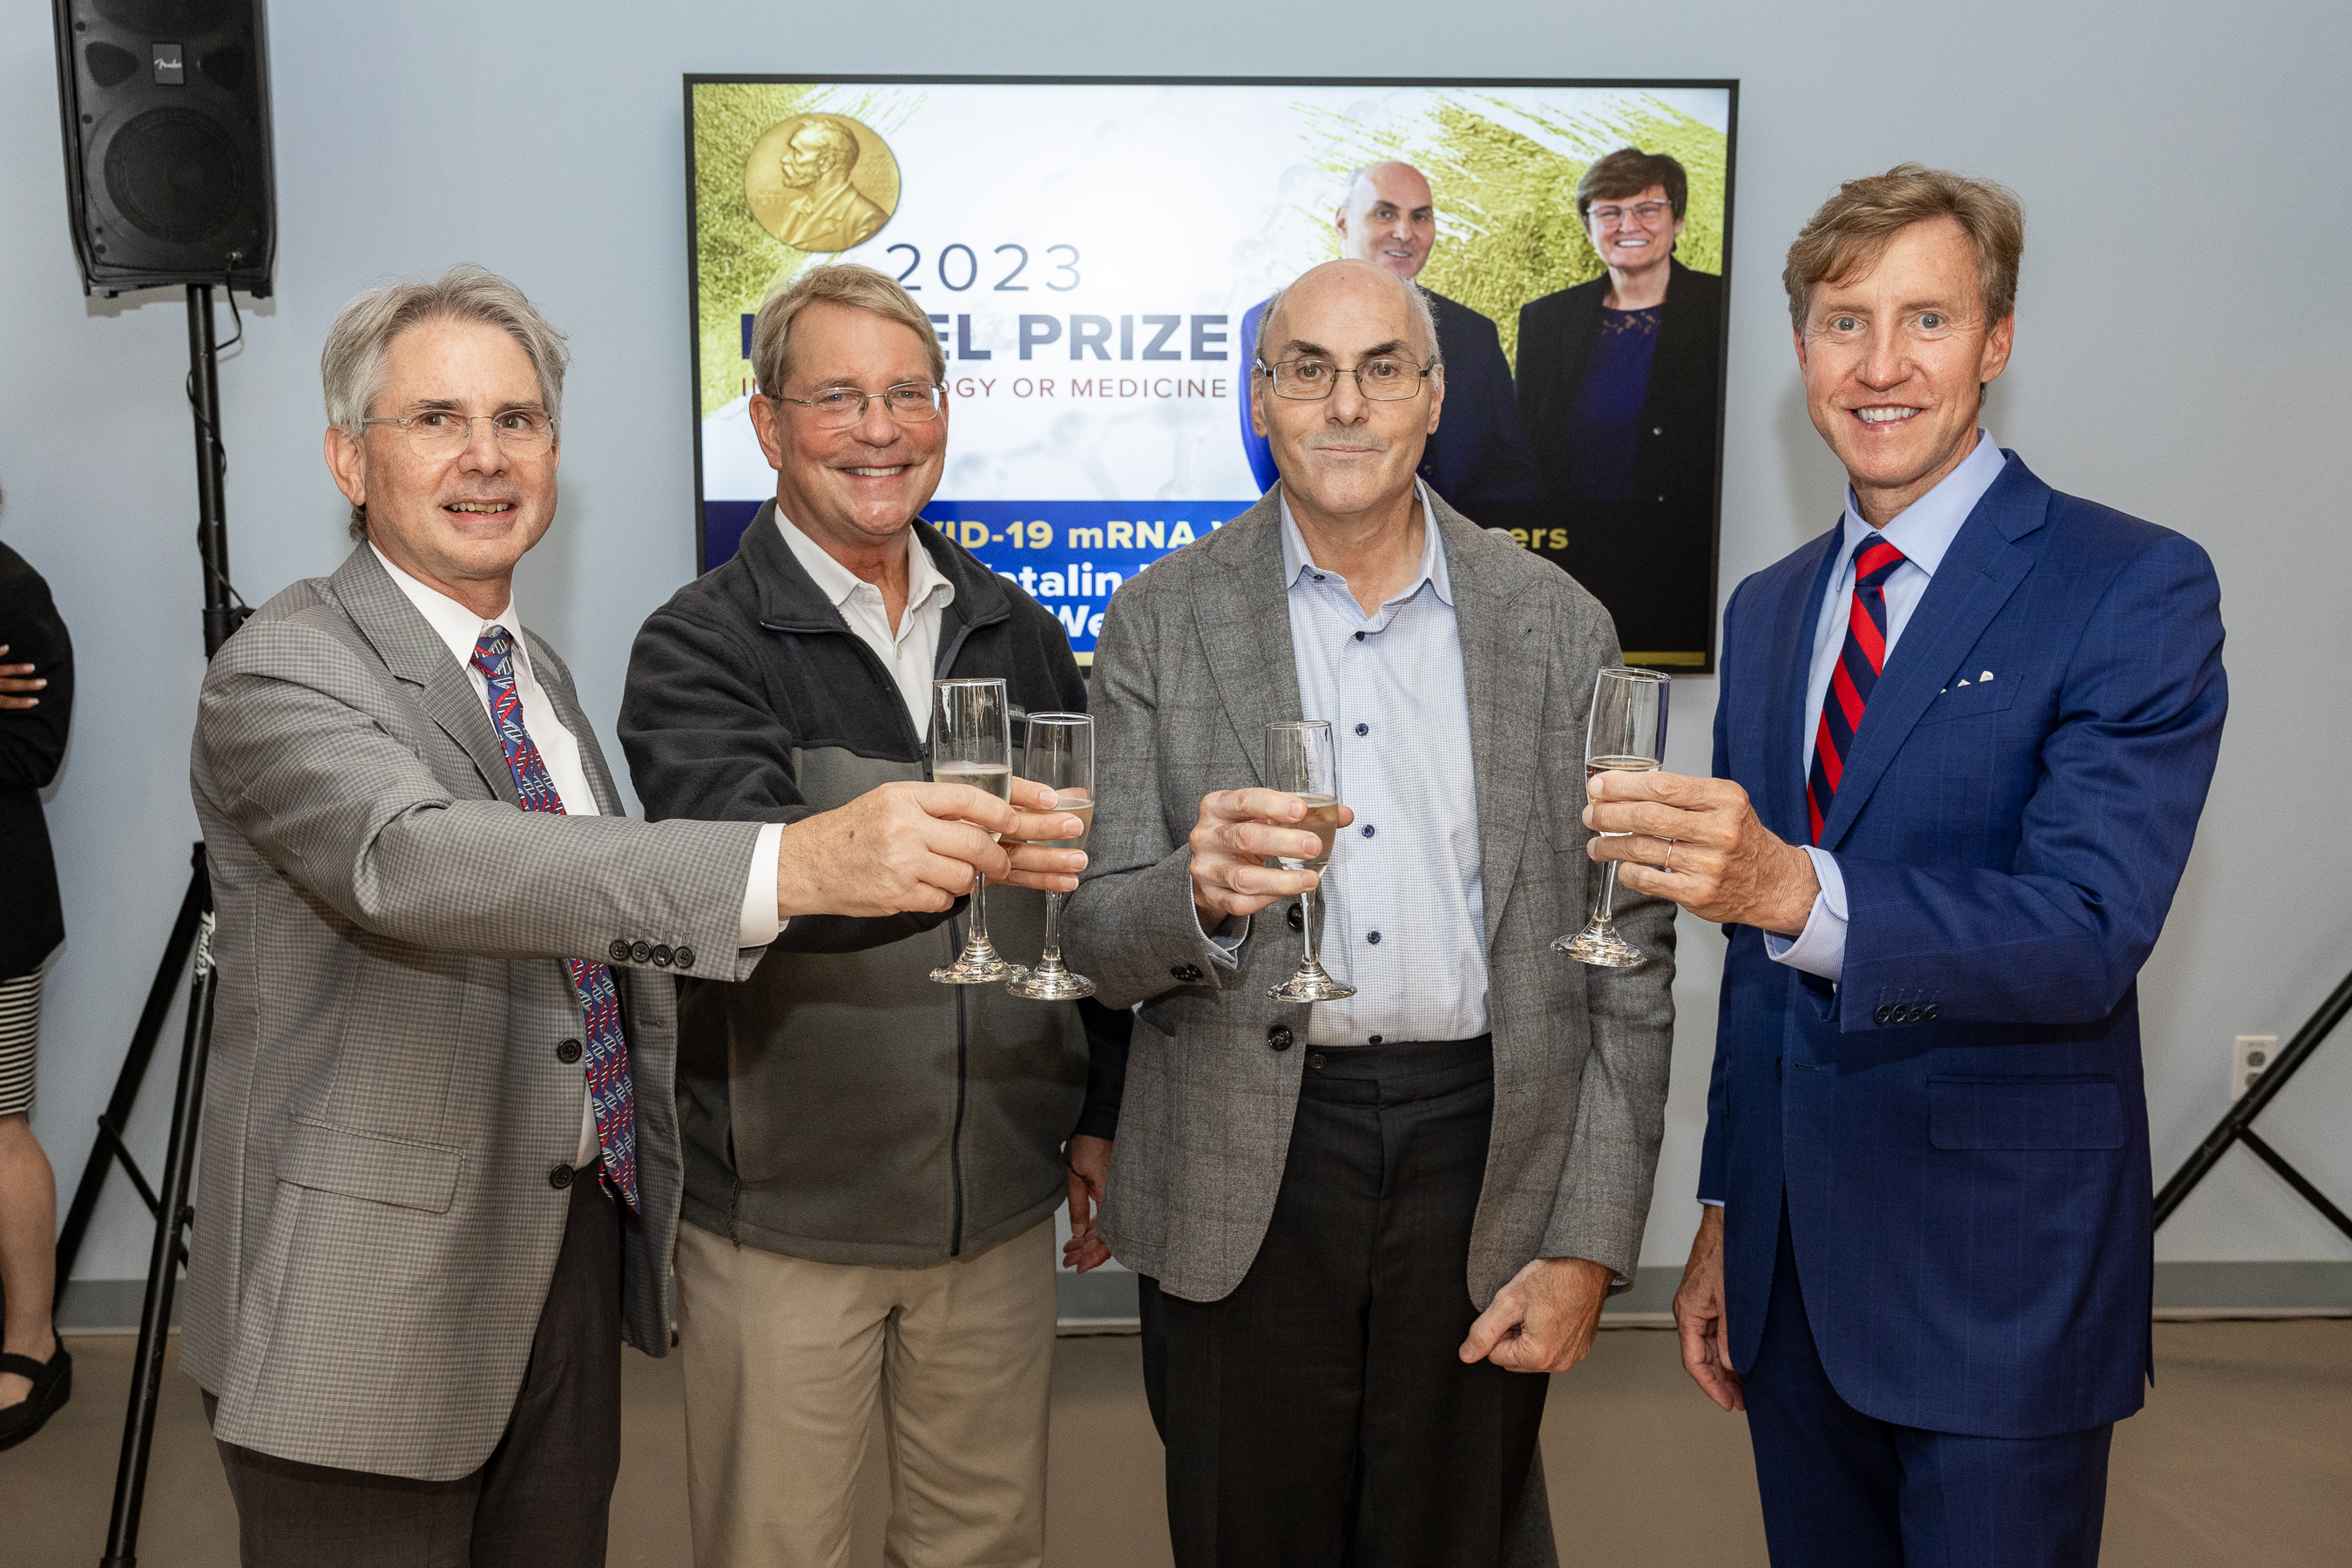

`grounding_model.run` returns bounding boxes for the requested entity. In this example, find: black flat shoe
[0,1342,72,1450]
